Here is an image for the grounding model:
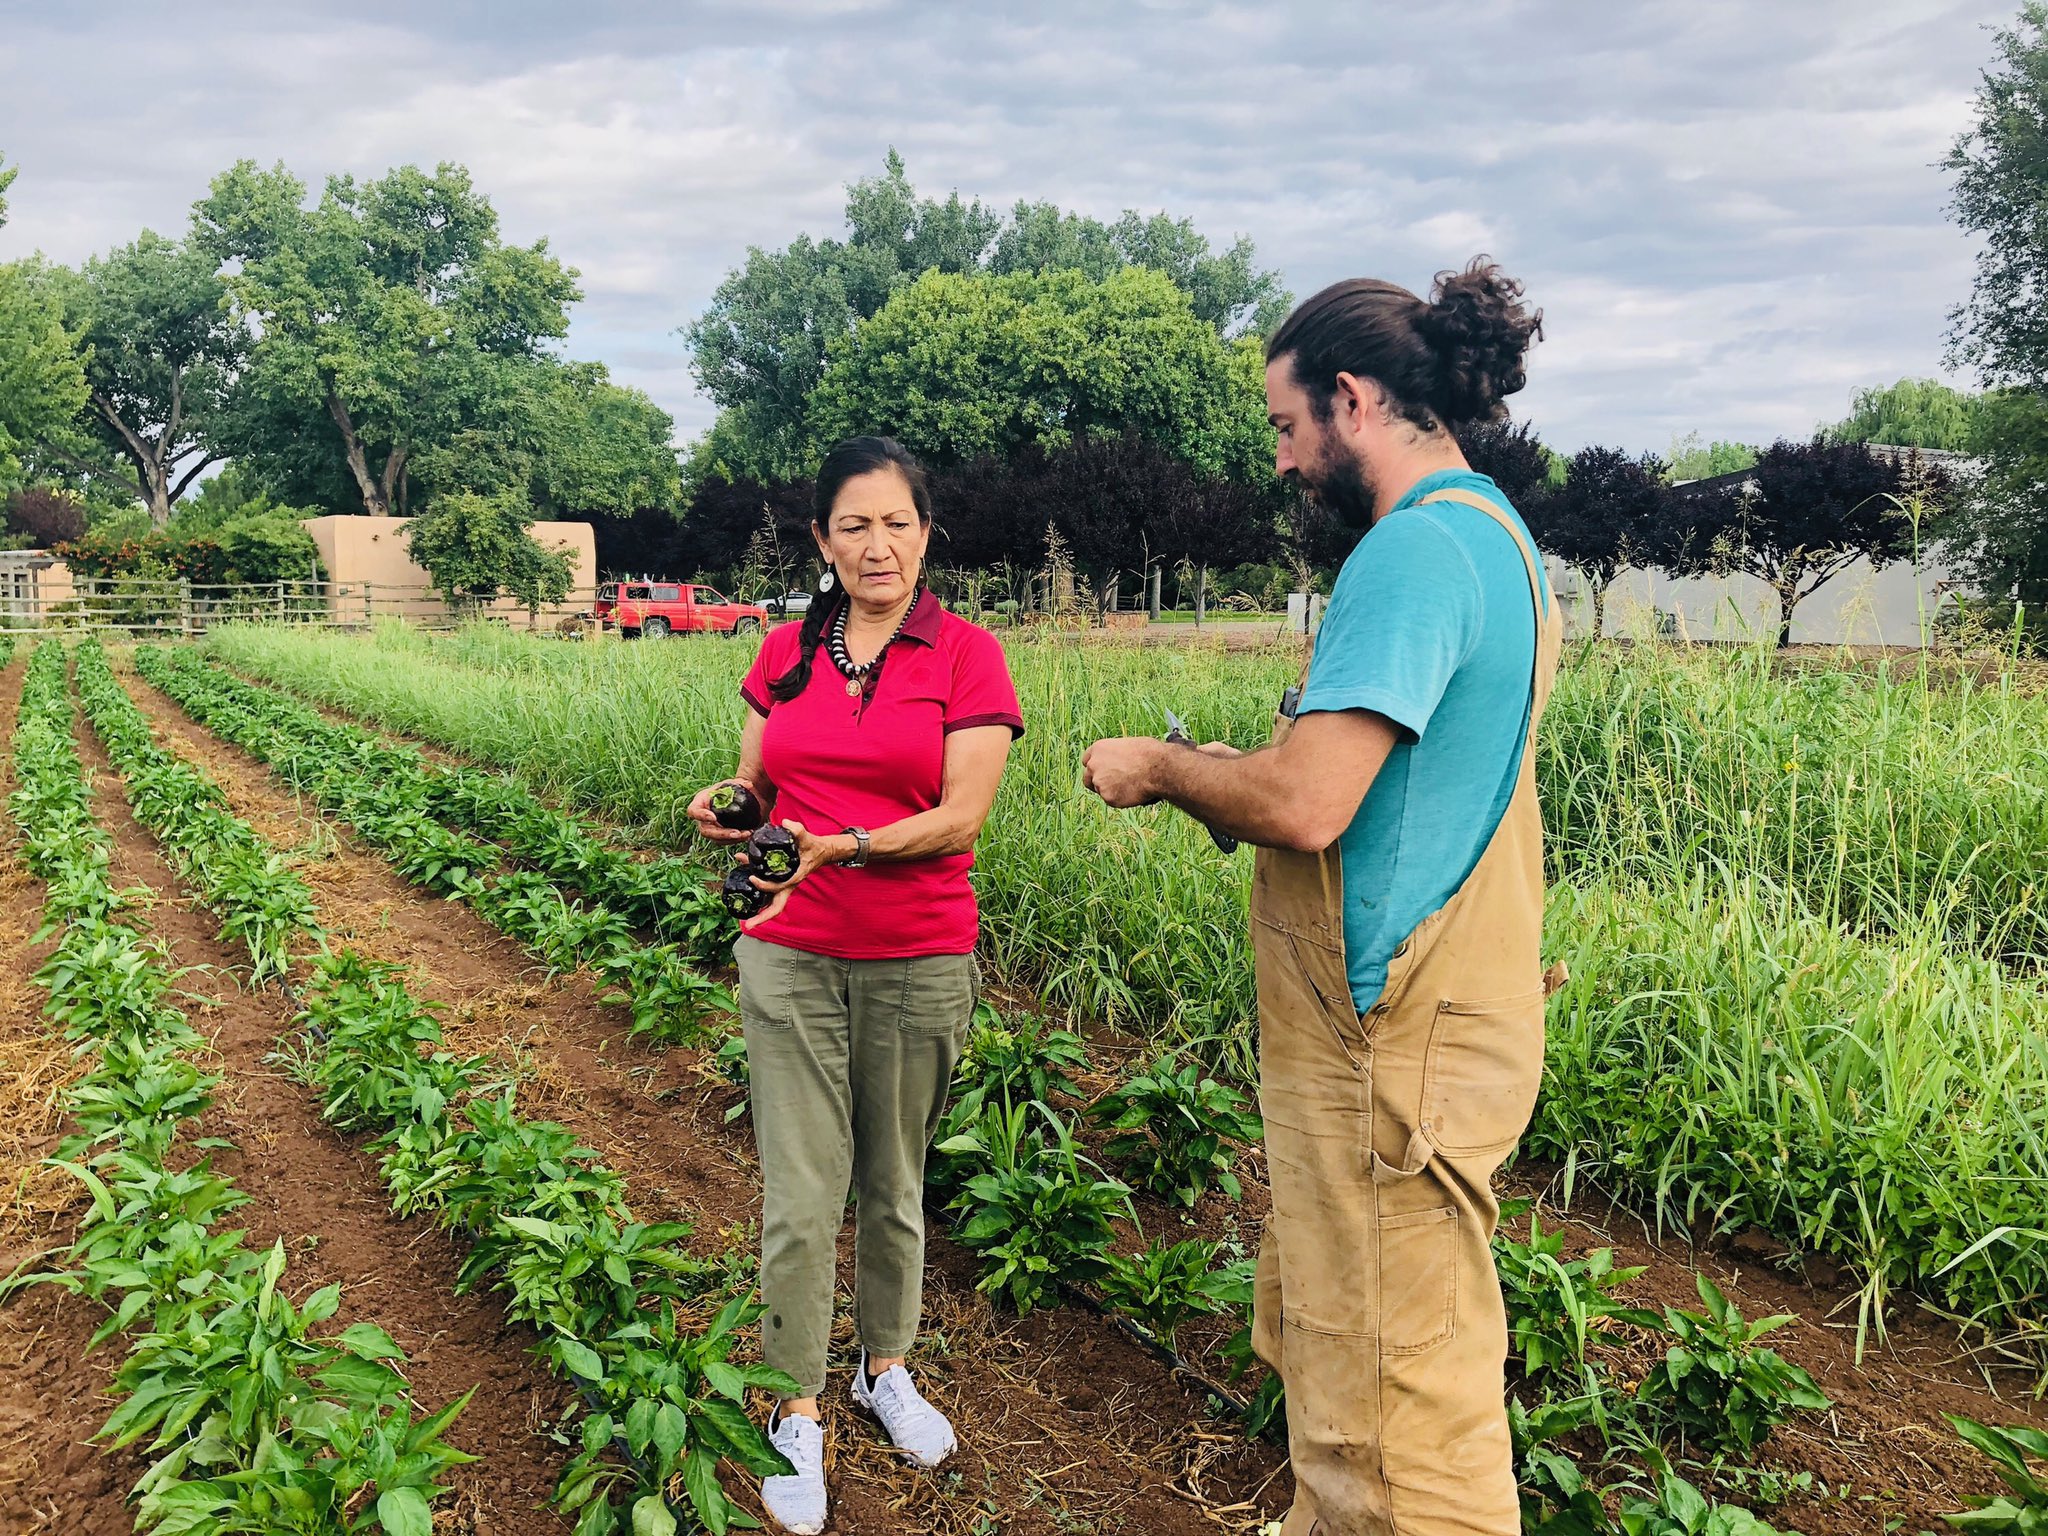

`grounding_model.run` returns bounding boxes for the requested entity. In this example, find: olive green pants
[735,935,973,1398]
